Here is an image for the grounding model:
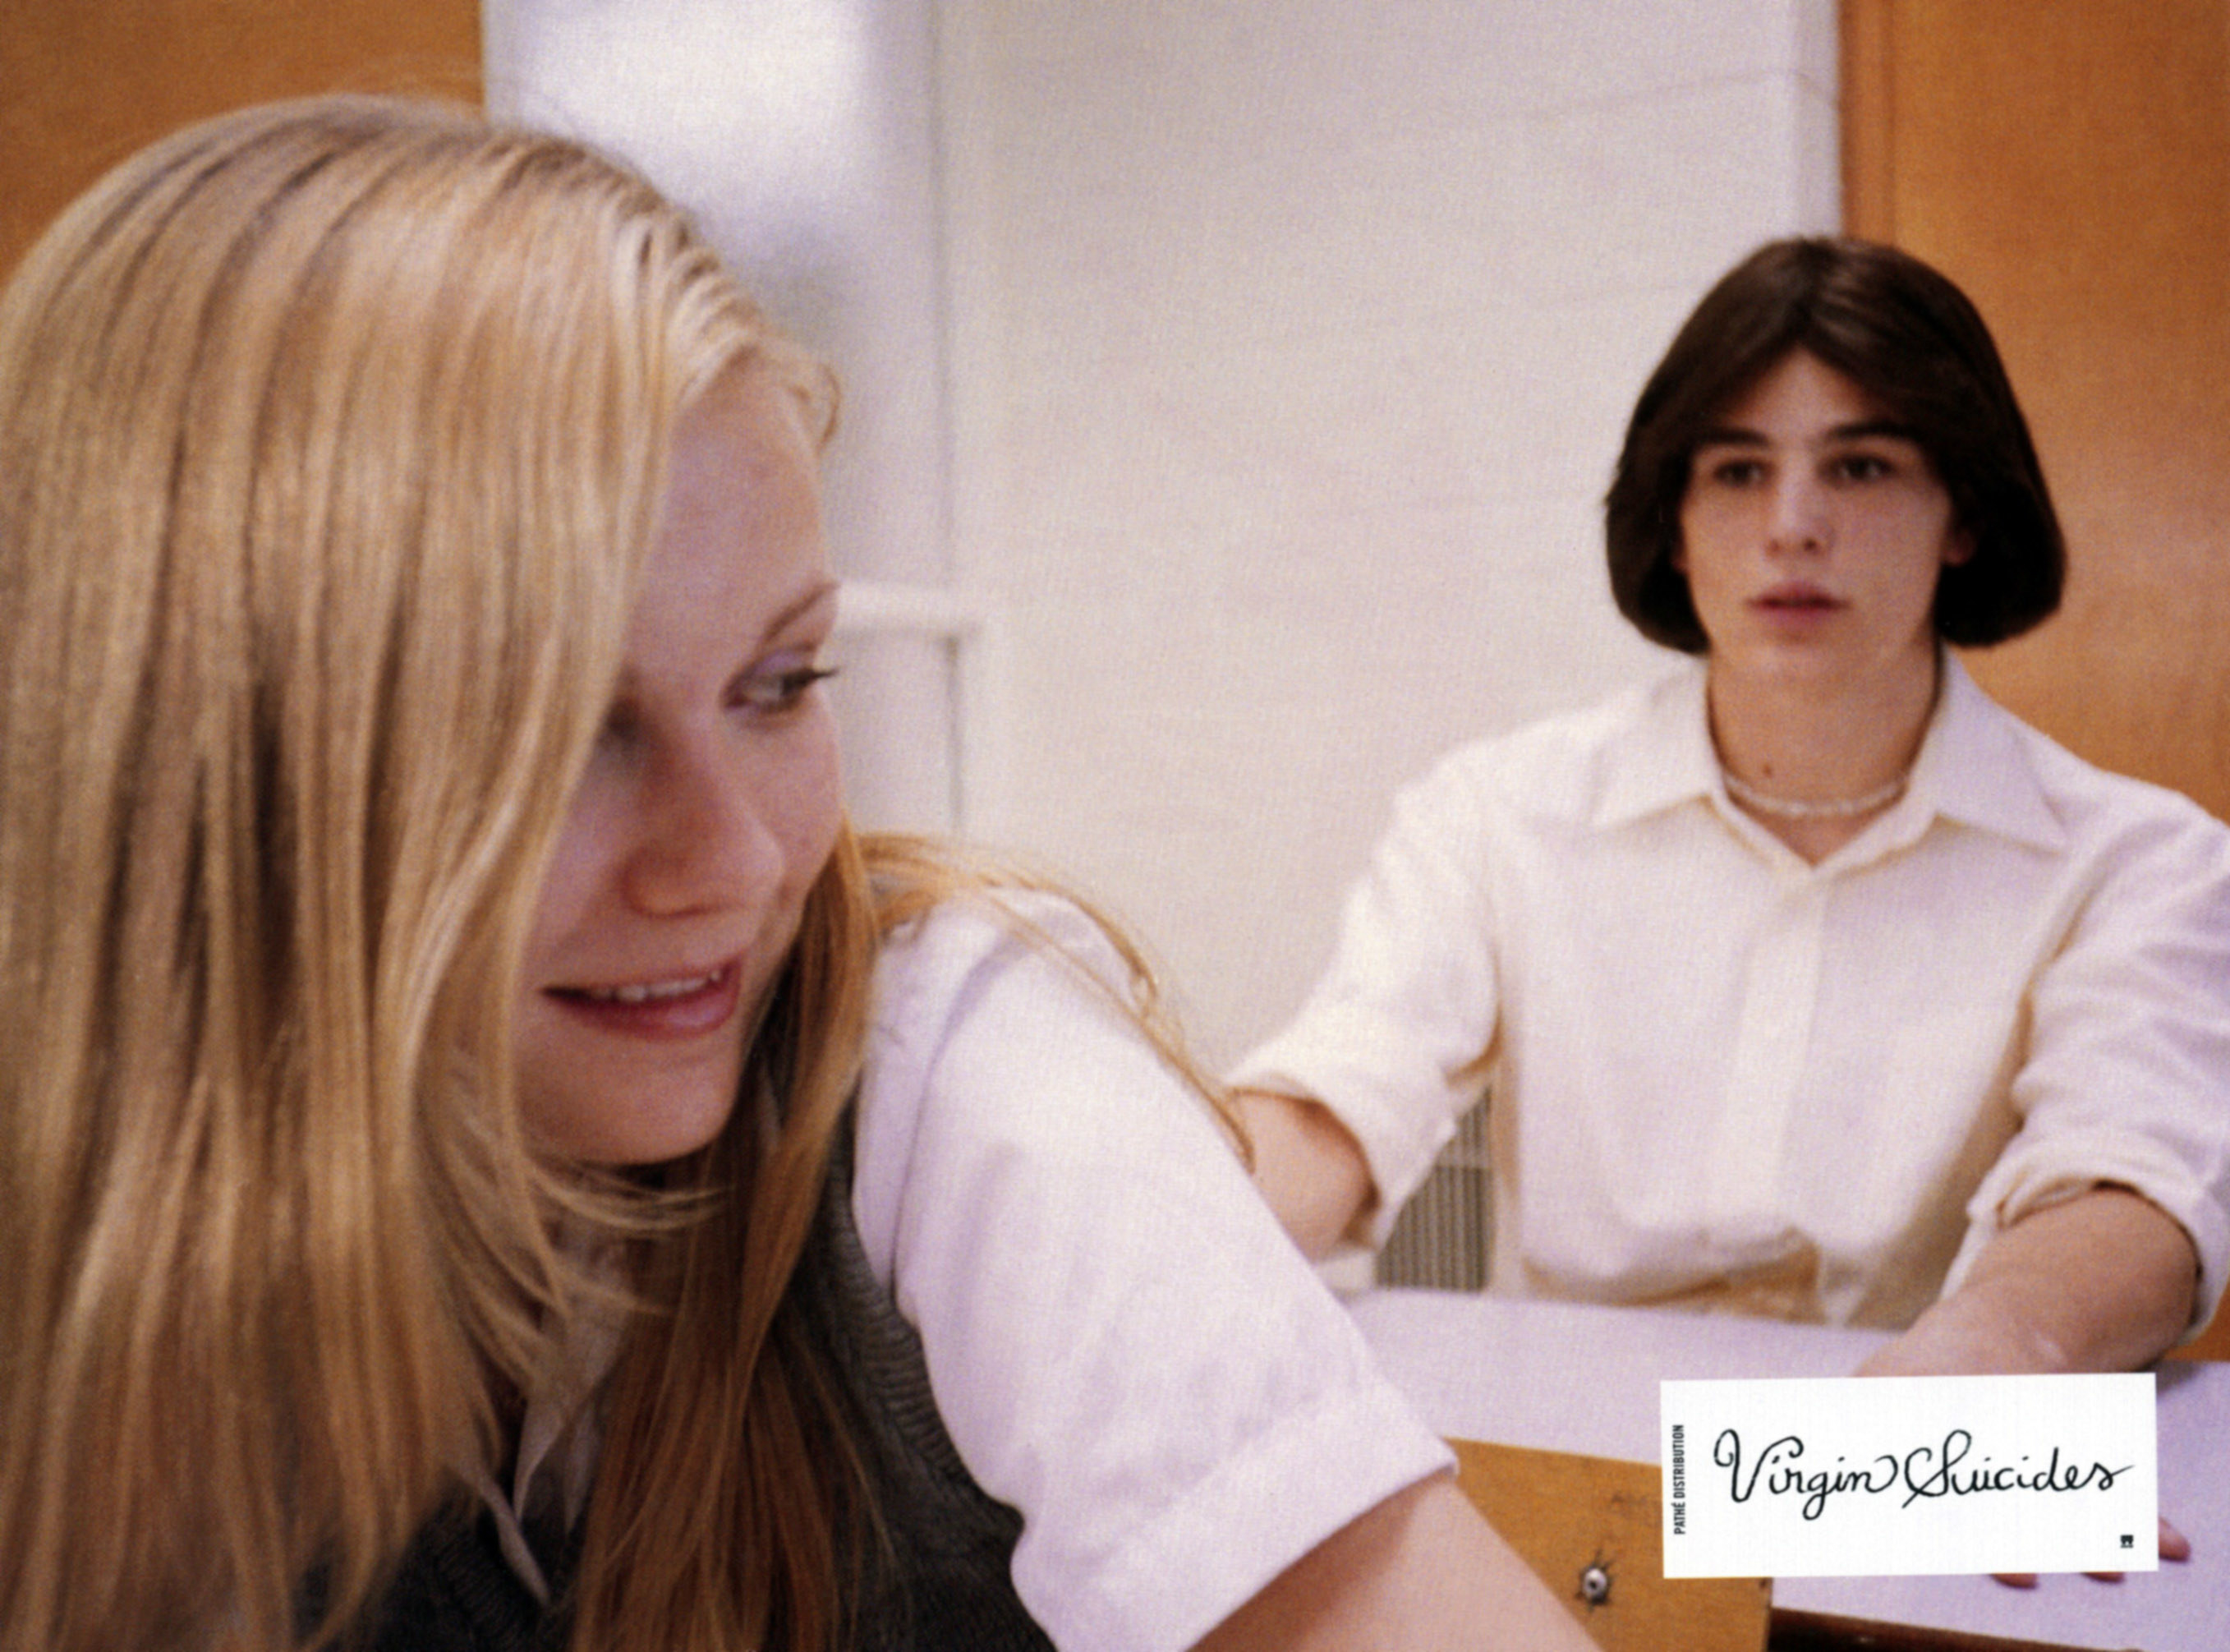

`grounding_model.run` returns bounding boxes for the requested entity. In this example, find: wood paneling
[1841,0,2230,822]
[1451,1438,1772,1650]
[1,1,481,279]
[1842,0,2230,1362]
